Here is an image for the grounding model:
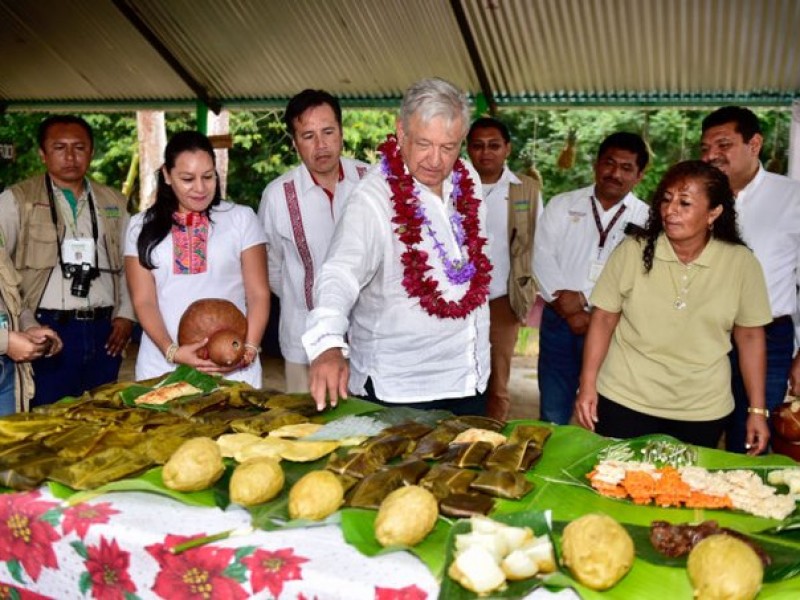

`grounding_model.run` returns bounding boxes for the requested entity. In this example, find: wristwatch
[747,407,770,418]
